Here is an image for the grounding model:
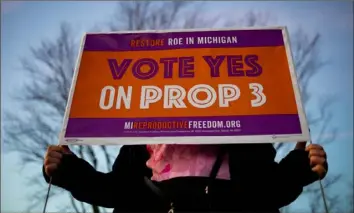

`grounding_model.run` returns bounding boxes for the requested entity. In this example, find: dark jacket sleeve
[42,146,144,208]
[272,149,327,208]
[229,144,327,209]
